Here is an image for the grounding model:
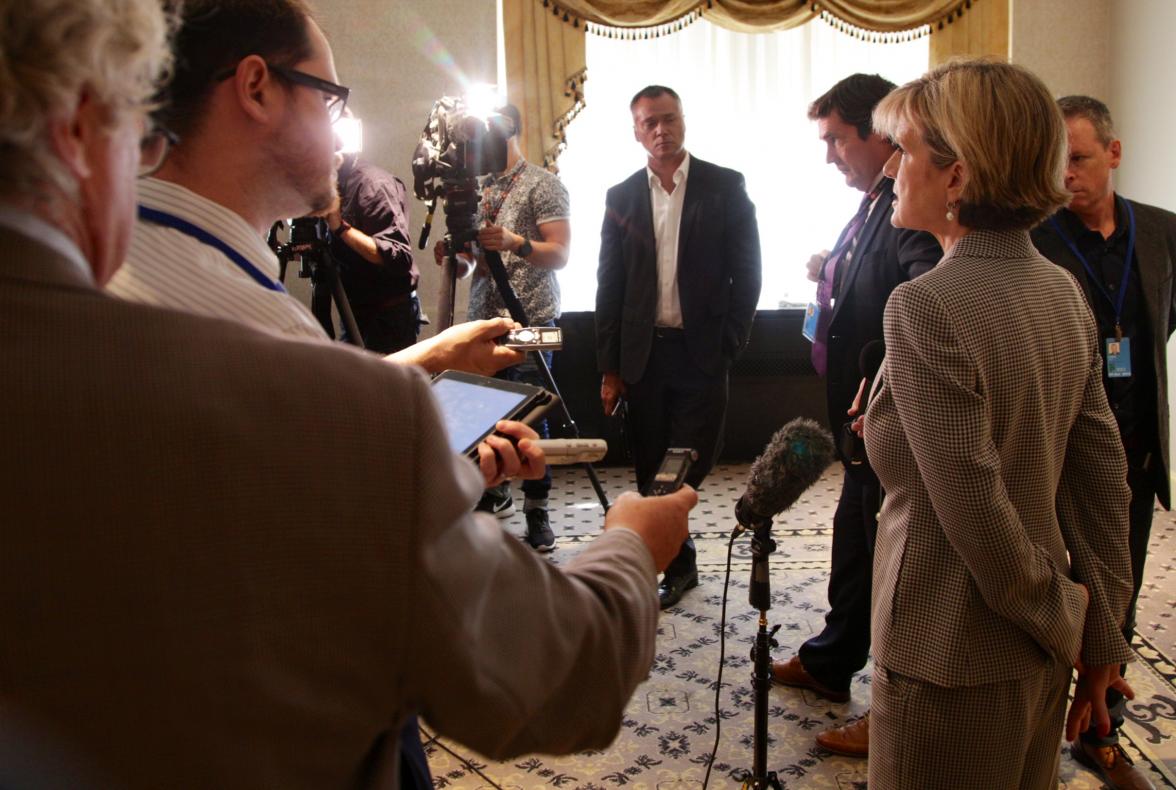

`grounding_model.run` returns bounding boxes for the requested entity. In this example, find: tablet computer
[430,370,558,458]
